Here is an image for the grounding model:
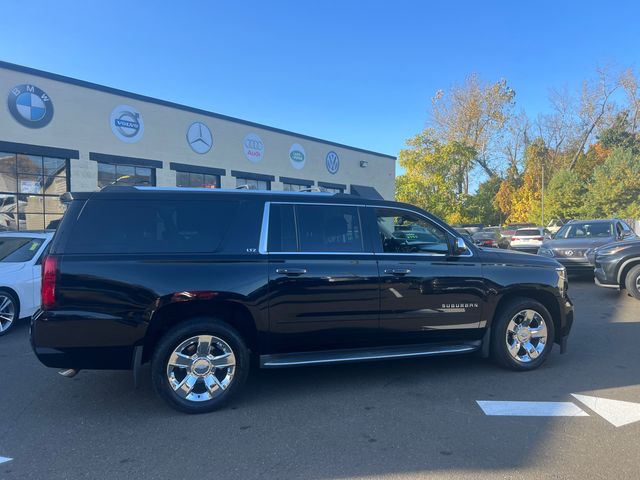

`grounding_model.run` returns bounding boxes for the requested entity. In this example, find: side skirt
[260,341,481,368]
